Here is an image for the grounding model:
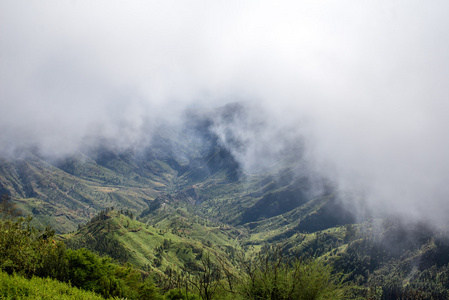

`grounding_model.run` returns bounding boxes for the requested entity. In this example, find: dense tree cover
[0,202,61,278]
[66,208,137,263]
[65,232,130,263]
